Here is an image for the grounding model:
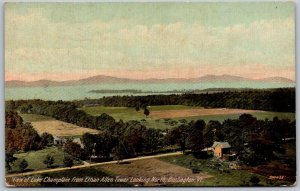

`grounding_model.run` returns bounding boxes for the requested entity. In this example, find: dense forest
[6,88,295,113]
[76,88,295,112]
